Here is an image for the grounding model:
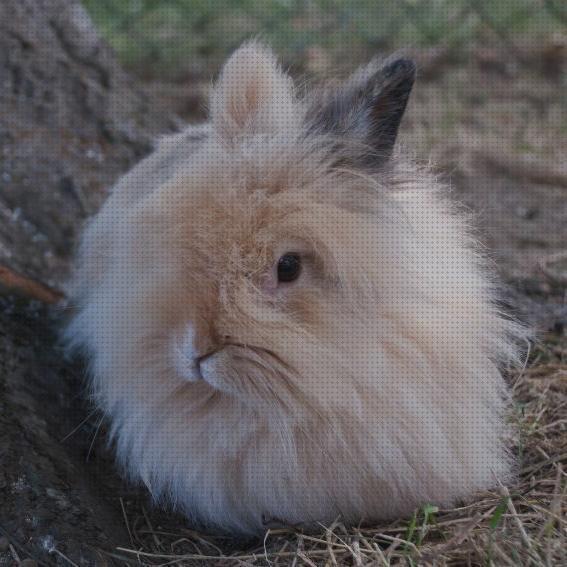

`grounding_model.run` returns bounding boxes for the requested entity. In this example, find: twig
[540,252,567,285]
[498,484,533,550]
[116,546,353,562]
[8,543,20,563]
[0,264,65,303]
[474,150,567,189]
[120,498,137,552]
[141,505,163,551]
